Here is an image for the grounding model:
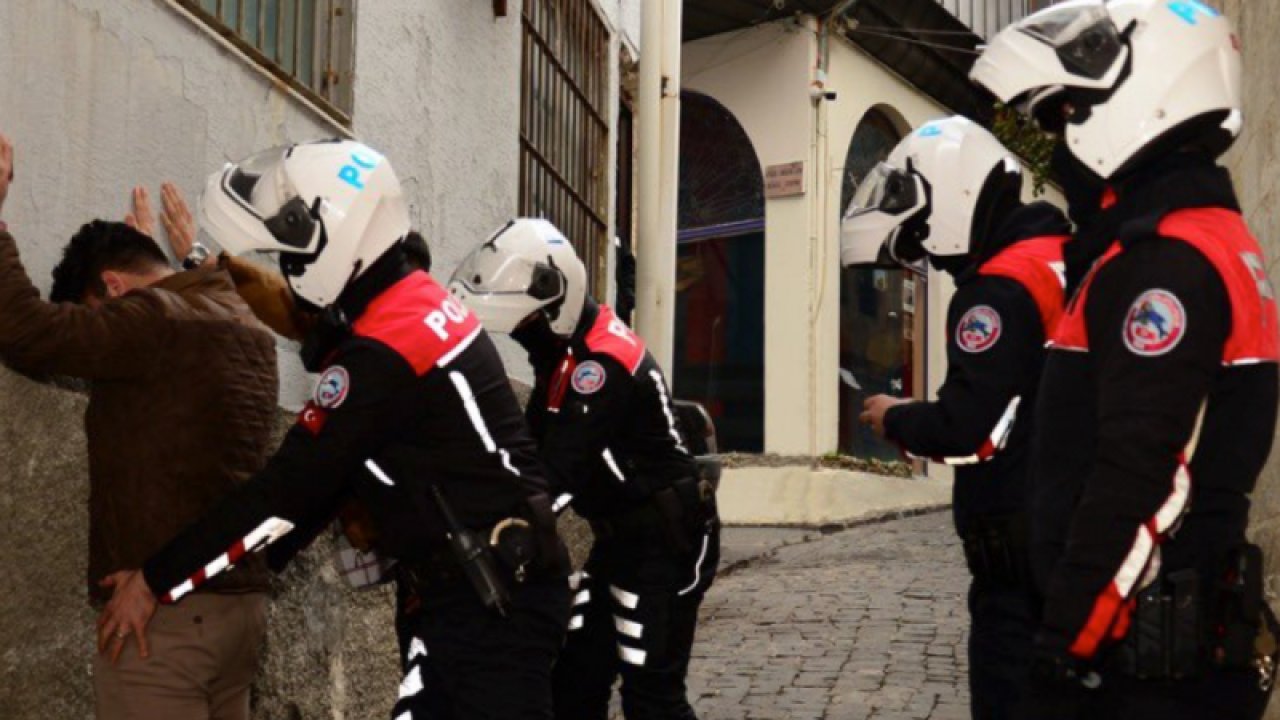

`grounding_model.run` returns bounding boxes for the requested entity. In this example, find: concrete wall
[0,0,638,717]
